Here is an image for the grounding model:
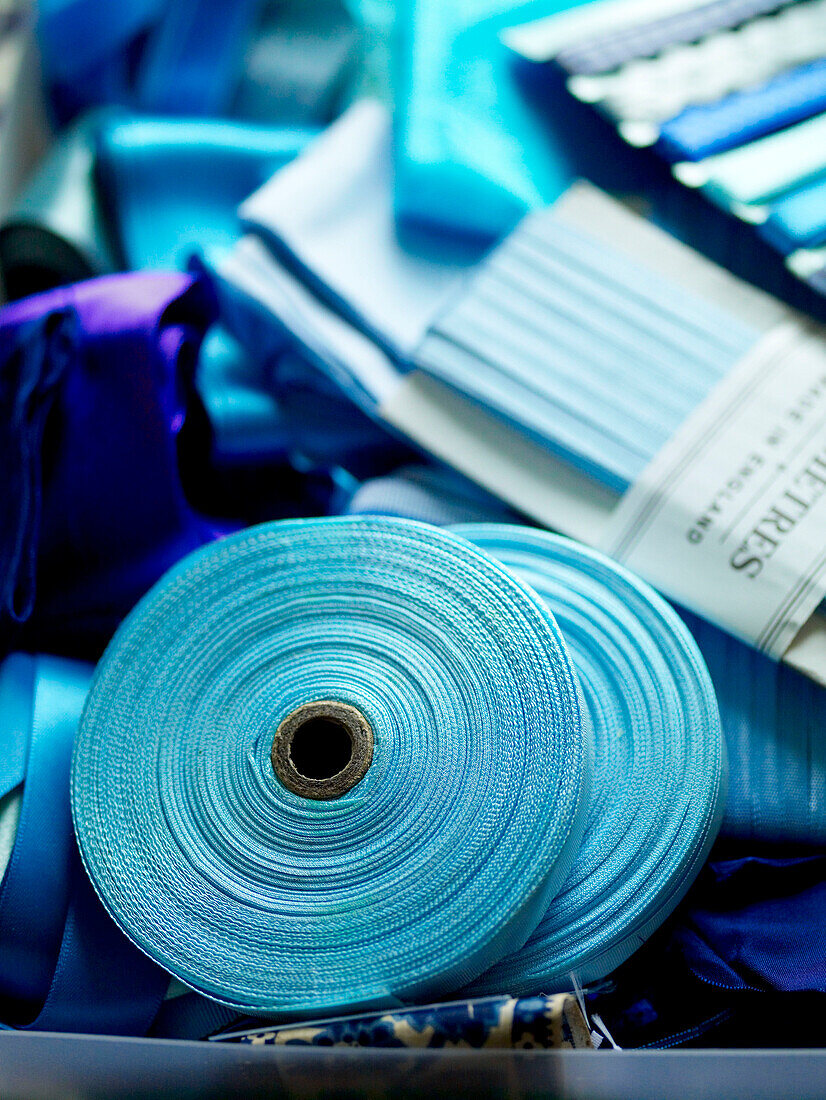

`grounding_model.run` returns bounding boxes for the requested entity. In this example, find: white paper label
[601,320,826,658]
